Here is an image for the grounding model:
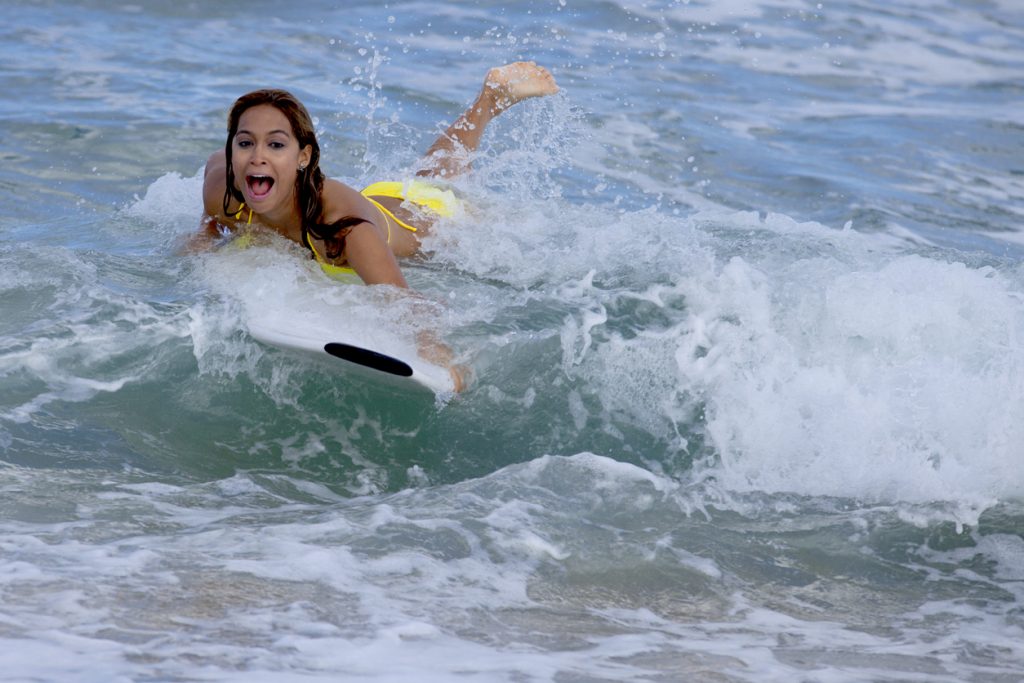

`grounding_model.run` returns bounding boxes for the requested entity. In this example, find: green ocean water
[2,1,1023,680]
